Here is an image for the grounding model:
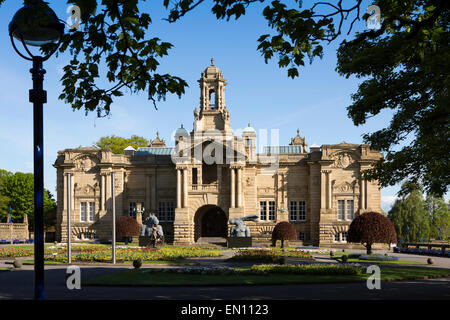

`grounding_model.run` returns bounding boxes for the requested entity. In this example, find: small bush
[116,216,141,243]
[272,222,297,248]
[348,211,397,254]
